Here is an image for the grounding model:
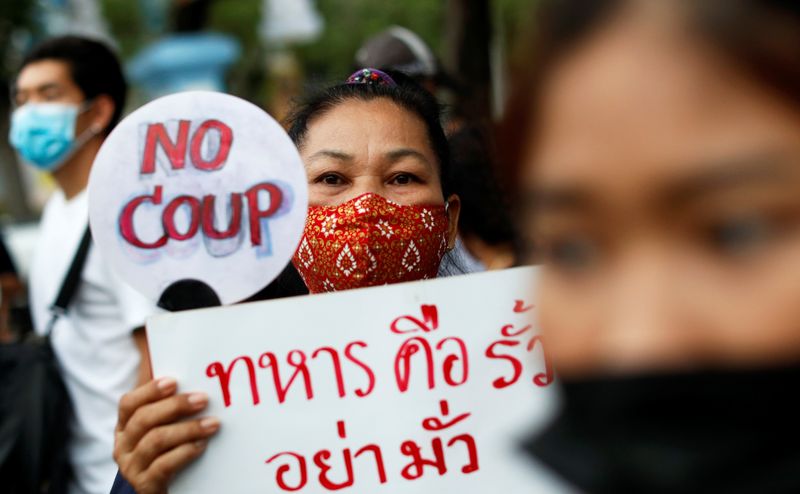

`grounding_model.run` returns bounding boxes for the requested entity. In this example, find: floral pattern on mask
[293,193,449,293]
